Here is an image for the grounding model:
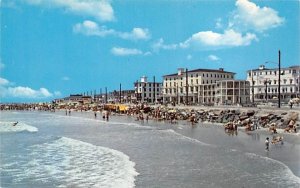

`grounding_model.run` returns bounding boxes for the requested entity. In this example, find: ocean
[1,111,300,188]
